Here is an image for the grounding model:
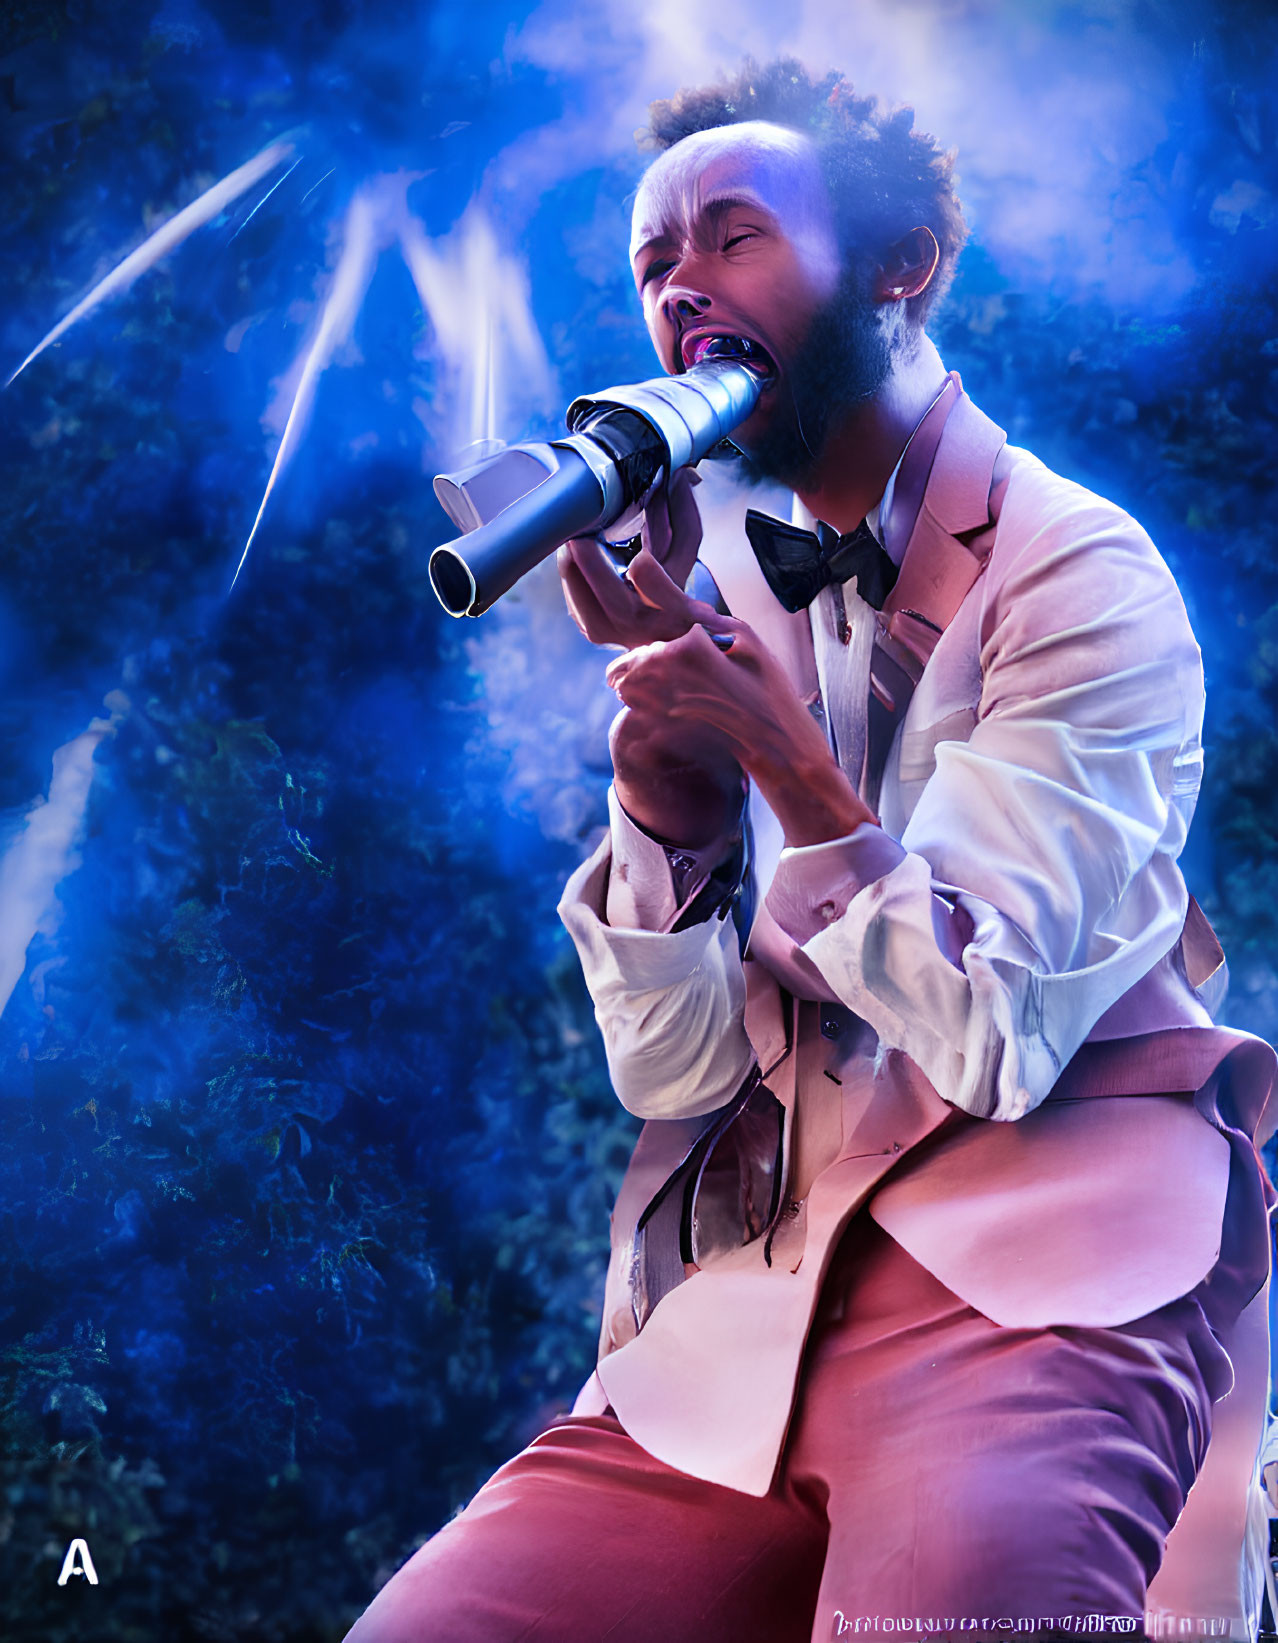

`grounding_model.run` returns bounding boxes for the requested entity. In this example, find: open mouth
[682,333,776,381]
